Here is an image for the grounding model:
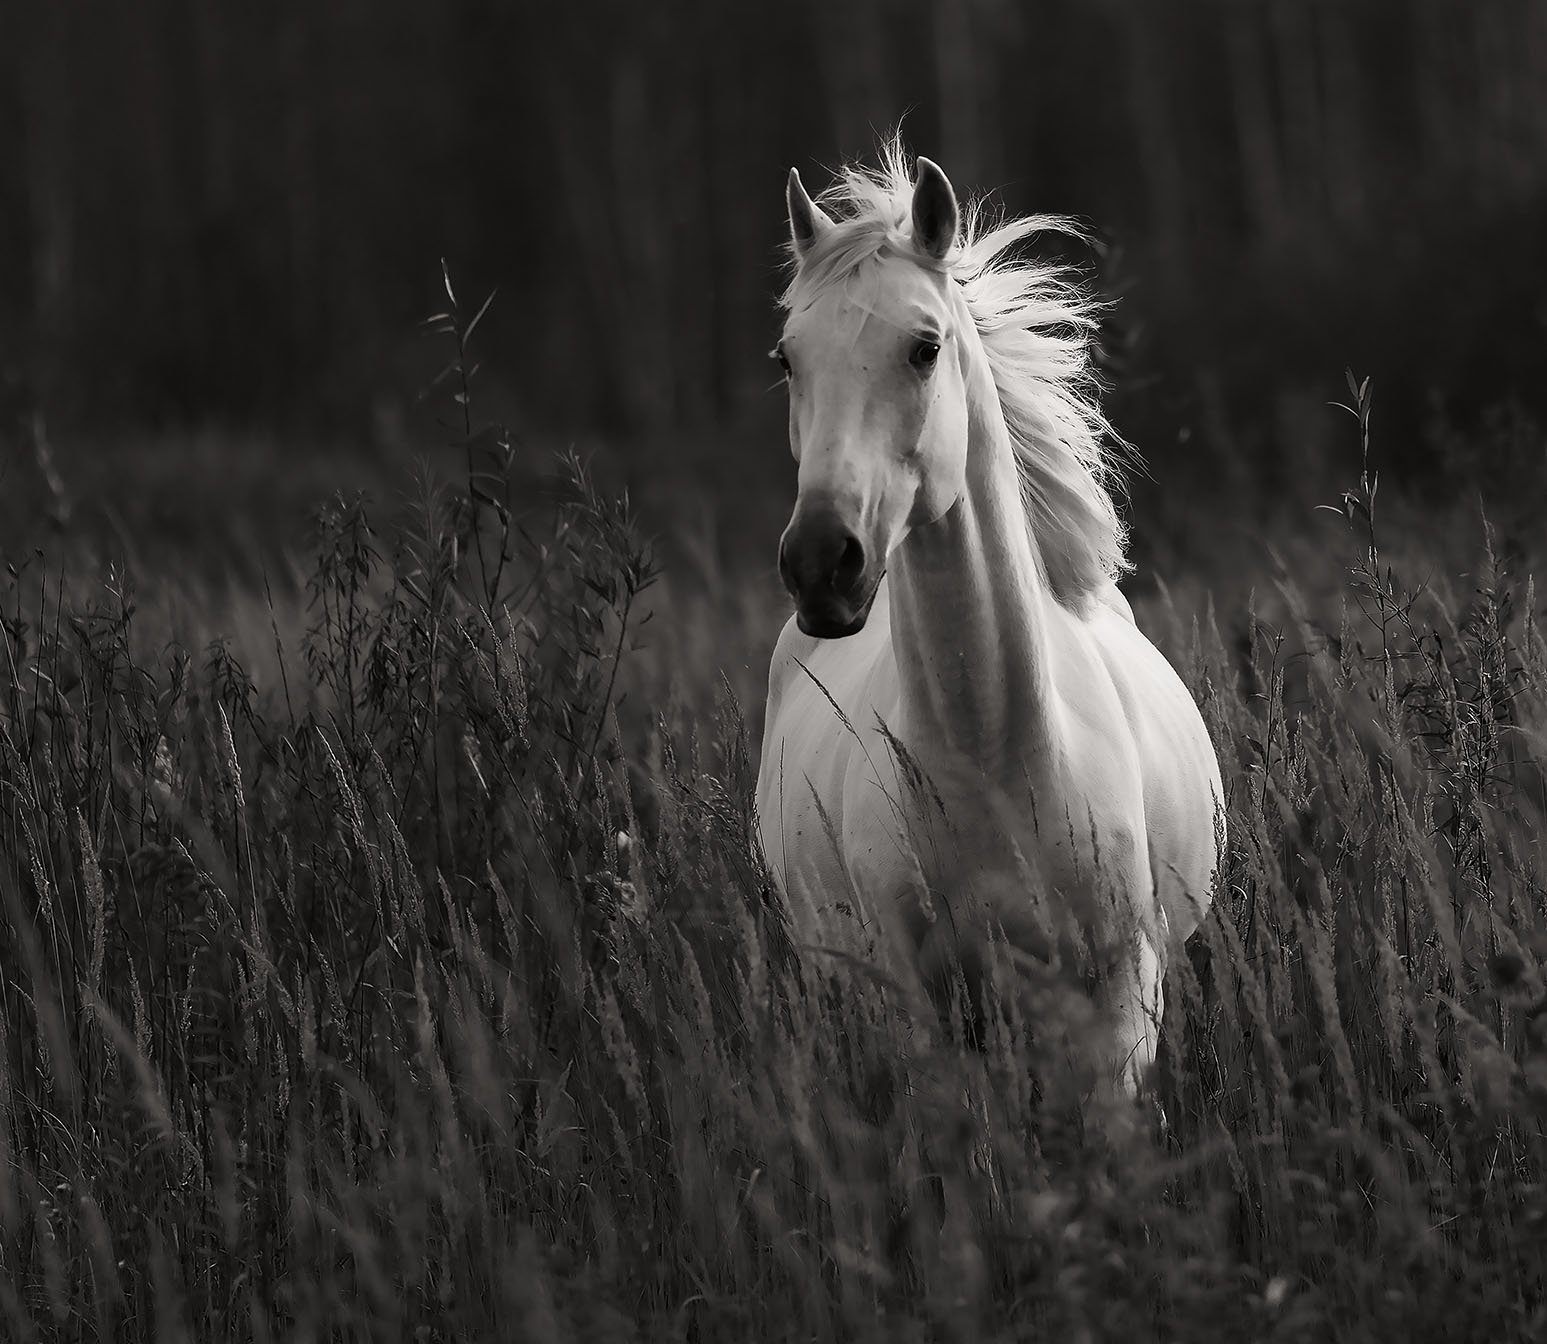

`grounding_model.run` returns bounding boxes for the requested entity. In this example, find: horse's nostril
[778,539,797,596]
[834,535,865,590]
[781,514,865,603]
